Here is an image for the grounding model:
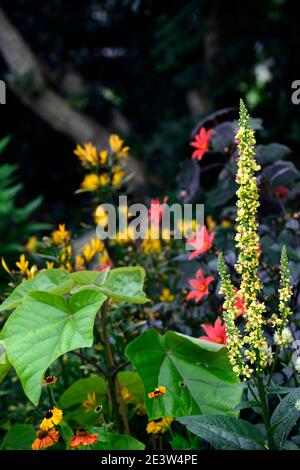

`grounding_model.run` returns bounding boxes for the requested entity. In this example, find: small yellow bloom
[90,237,104,253]
[52,224,70,245]
[16,254,29,274]
[99,150,108,165]
[26,236,38,253]
[94,206,109,228]
[82,244,95,263]
[99,251,111,267]
[112,166,125,187]
[26,265,38,279]
[109,134,123,153]
[75,255,85,270]
[121,386,133,404]
[221,219,232,228]
[206,215,216,232]
[46,261,54,269]
[74,143,98,167]
[160,288,175,303]
[40,407,63,431]
[82,391,97,413]
[98,173,110,187]
[146,417,173,434]
[81,173,100,191]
